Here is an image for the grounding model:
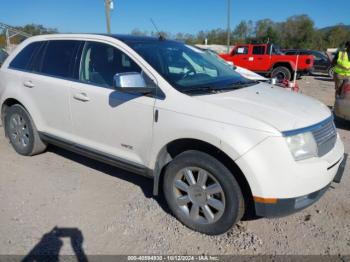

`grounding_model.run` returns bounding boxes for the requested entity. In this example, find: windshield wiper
[181,86,219,94]
[181,81,257,95]
[219,80,257,90]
